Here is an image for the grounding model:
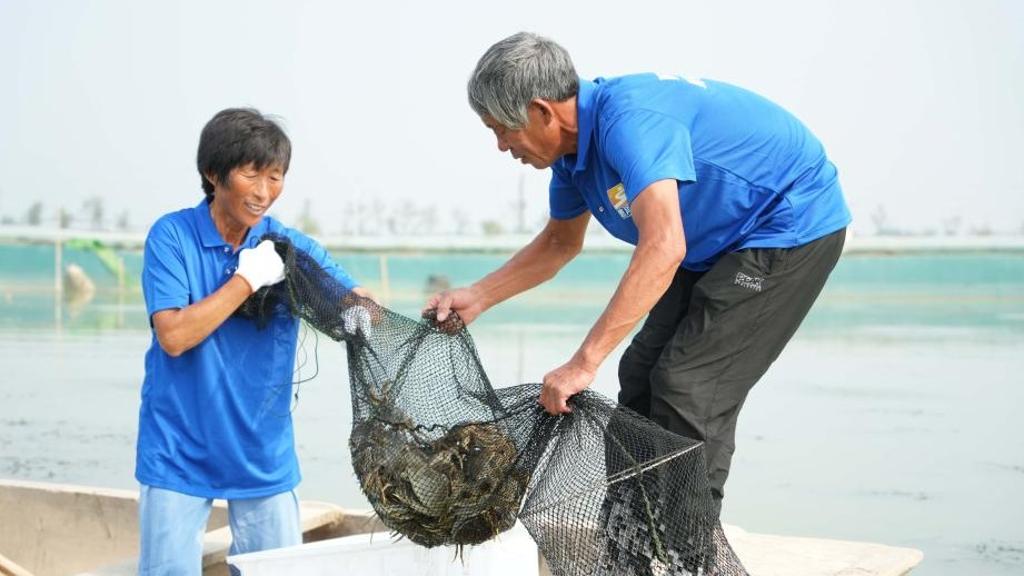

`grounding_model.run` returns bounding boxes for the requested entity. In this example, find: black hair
[196,108,292,198]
